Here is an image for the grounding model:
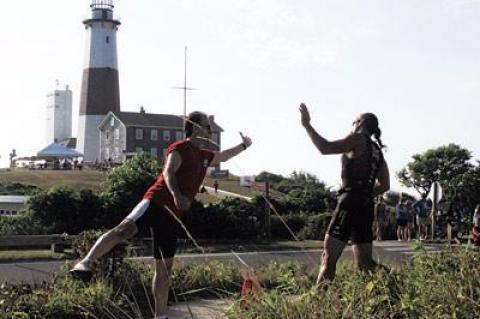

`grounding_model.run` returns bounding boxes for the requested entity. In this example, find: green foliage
[171,261,242,298]
[297,213,332,240]
[227,249,480,319]
[101,155,162,227]
[27,187,103,234]
[257,261,310,294]
[397,143,473,195]
[0,212,47,235]
[0,182,38,195]
[185,198,262,240]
